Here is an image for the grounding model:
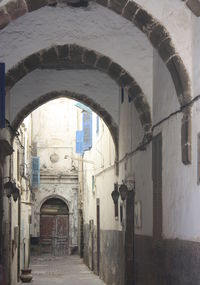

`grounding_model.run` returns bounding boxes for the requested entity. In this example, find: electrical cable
[117,93,200,165]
